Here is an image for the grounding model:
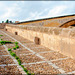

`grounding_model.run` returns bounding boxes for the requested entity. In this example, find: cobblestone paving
[0,45,22,74]
[0,29,75,74]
